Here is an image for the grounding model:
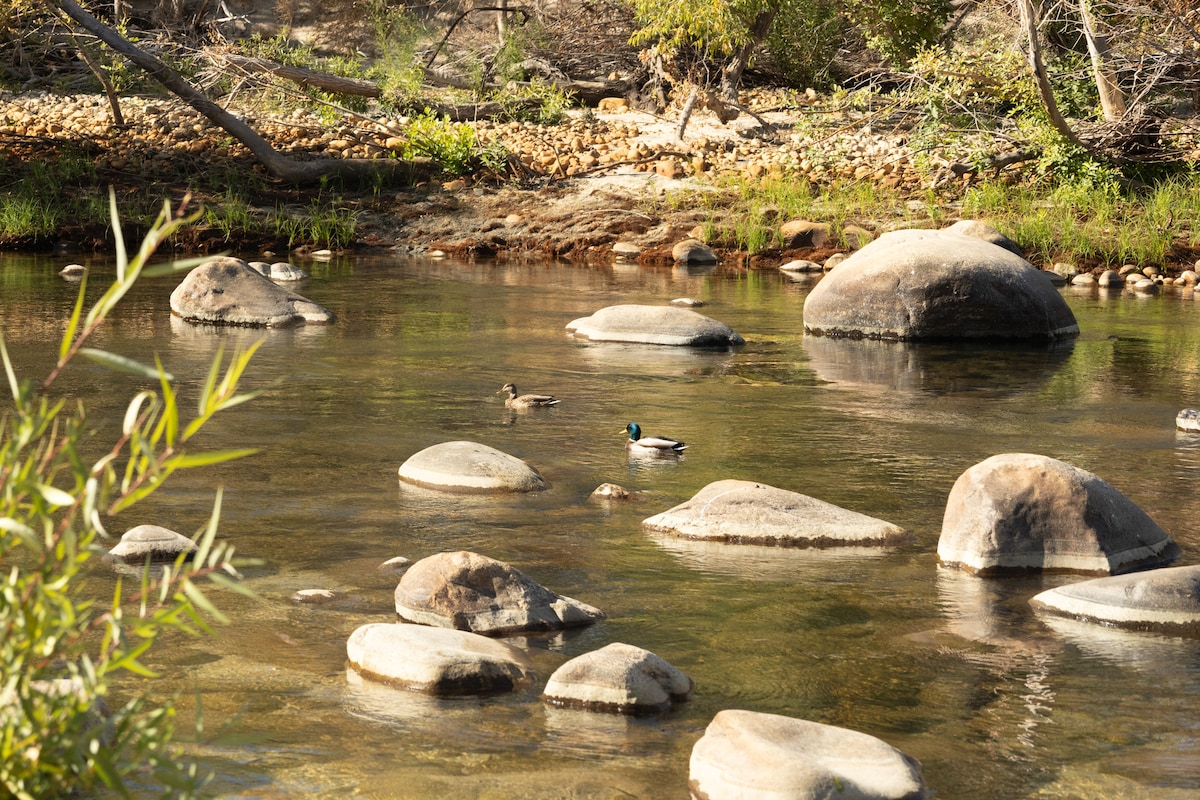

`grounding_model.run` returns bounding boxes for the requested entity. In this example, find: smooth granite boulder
[1030,564,1200,634]
[942,219,1023,257]
[394,550,605,635]
[689,709,929,800]
[566,304,745,347]
[803,228,1078,341]
[346,622,534,695]
[542,642,693,714]
[397,441,548,493]
[247,260,309,281]
[107,524,196,563]
[939,453,1180,576]
[170,257,333,327]
[642,480,908,548]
